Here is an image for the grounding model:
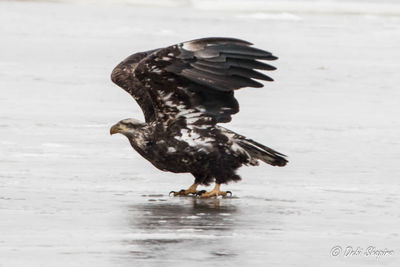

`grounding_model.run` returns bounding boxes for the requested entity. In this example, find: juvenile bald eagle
[110,37,287,197]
